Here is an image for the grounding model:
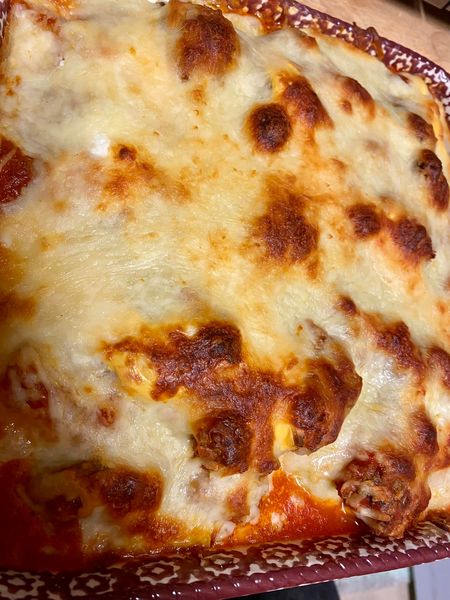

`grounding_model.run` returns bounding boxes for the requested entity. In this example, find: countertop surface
[301,0,450,73]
